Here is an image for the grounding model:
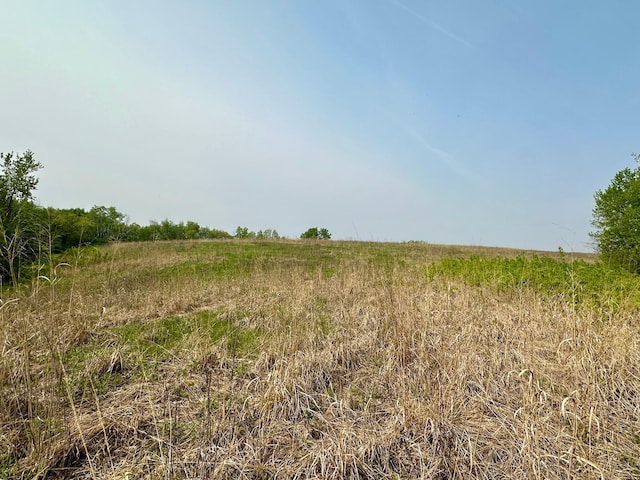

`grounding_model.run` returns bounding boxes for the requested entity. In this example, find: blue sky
[2,1,638,251]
